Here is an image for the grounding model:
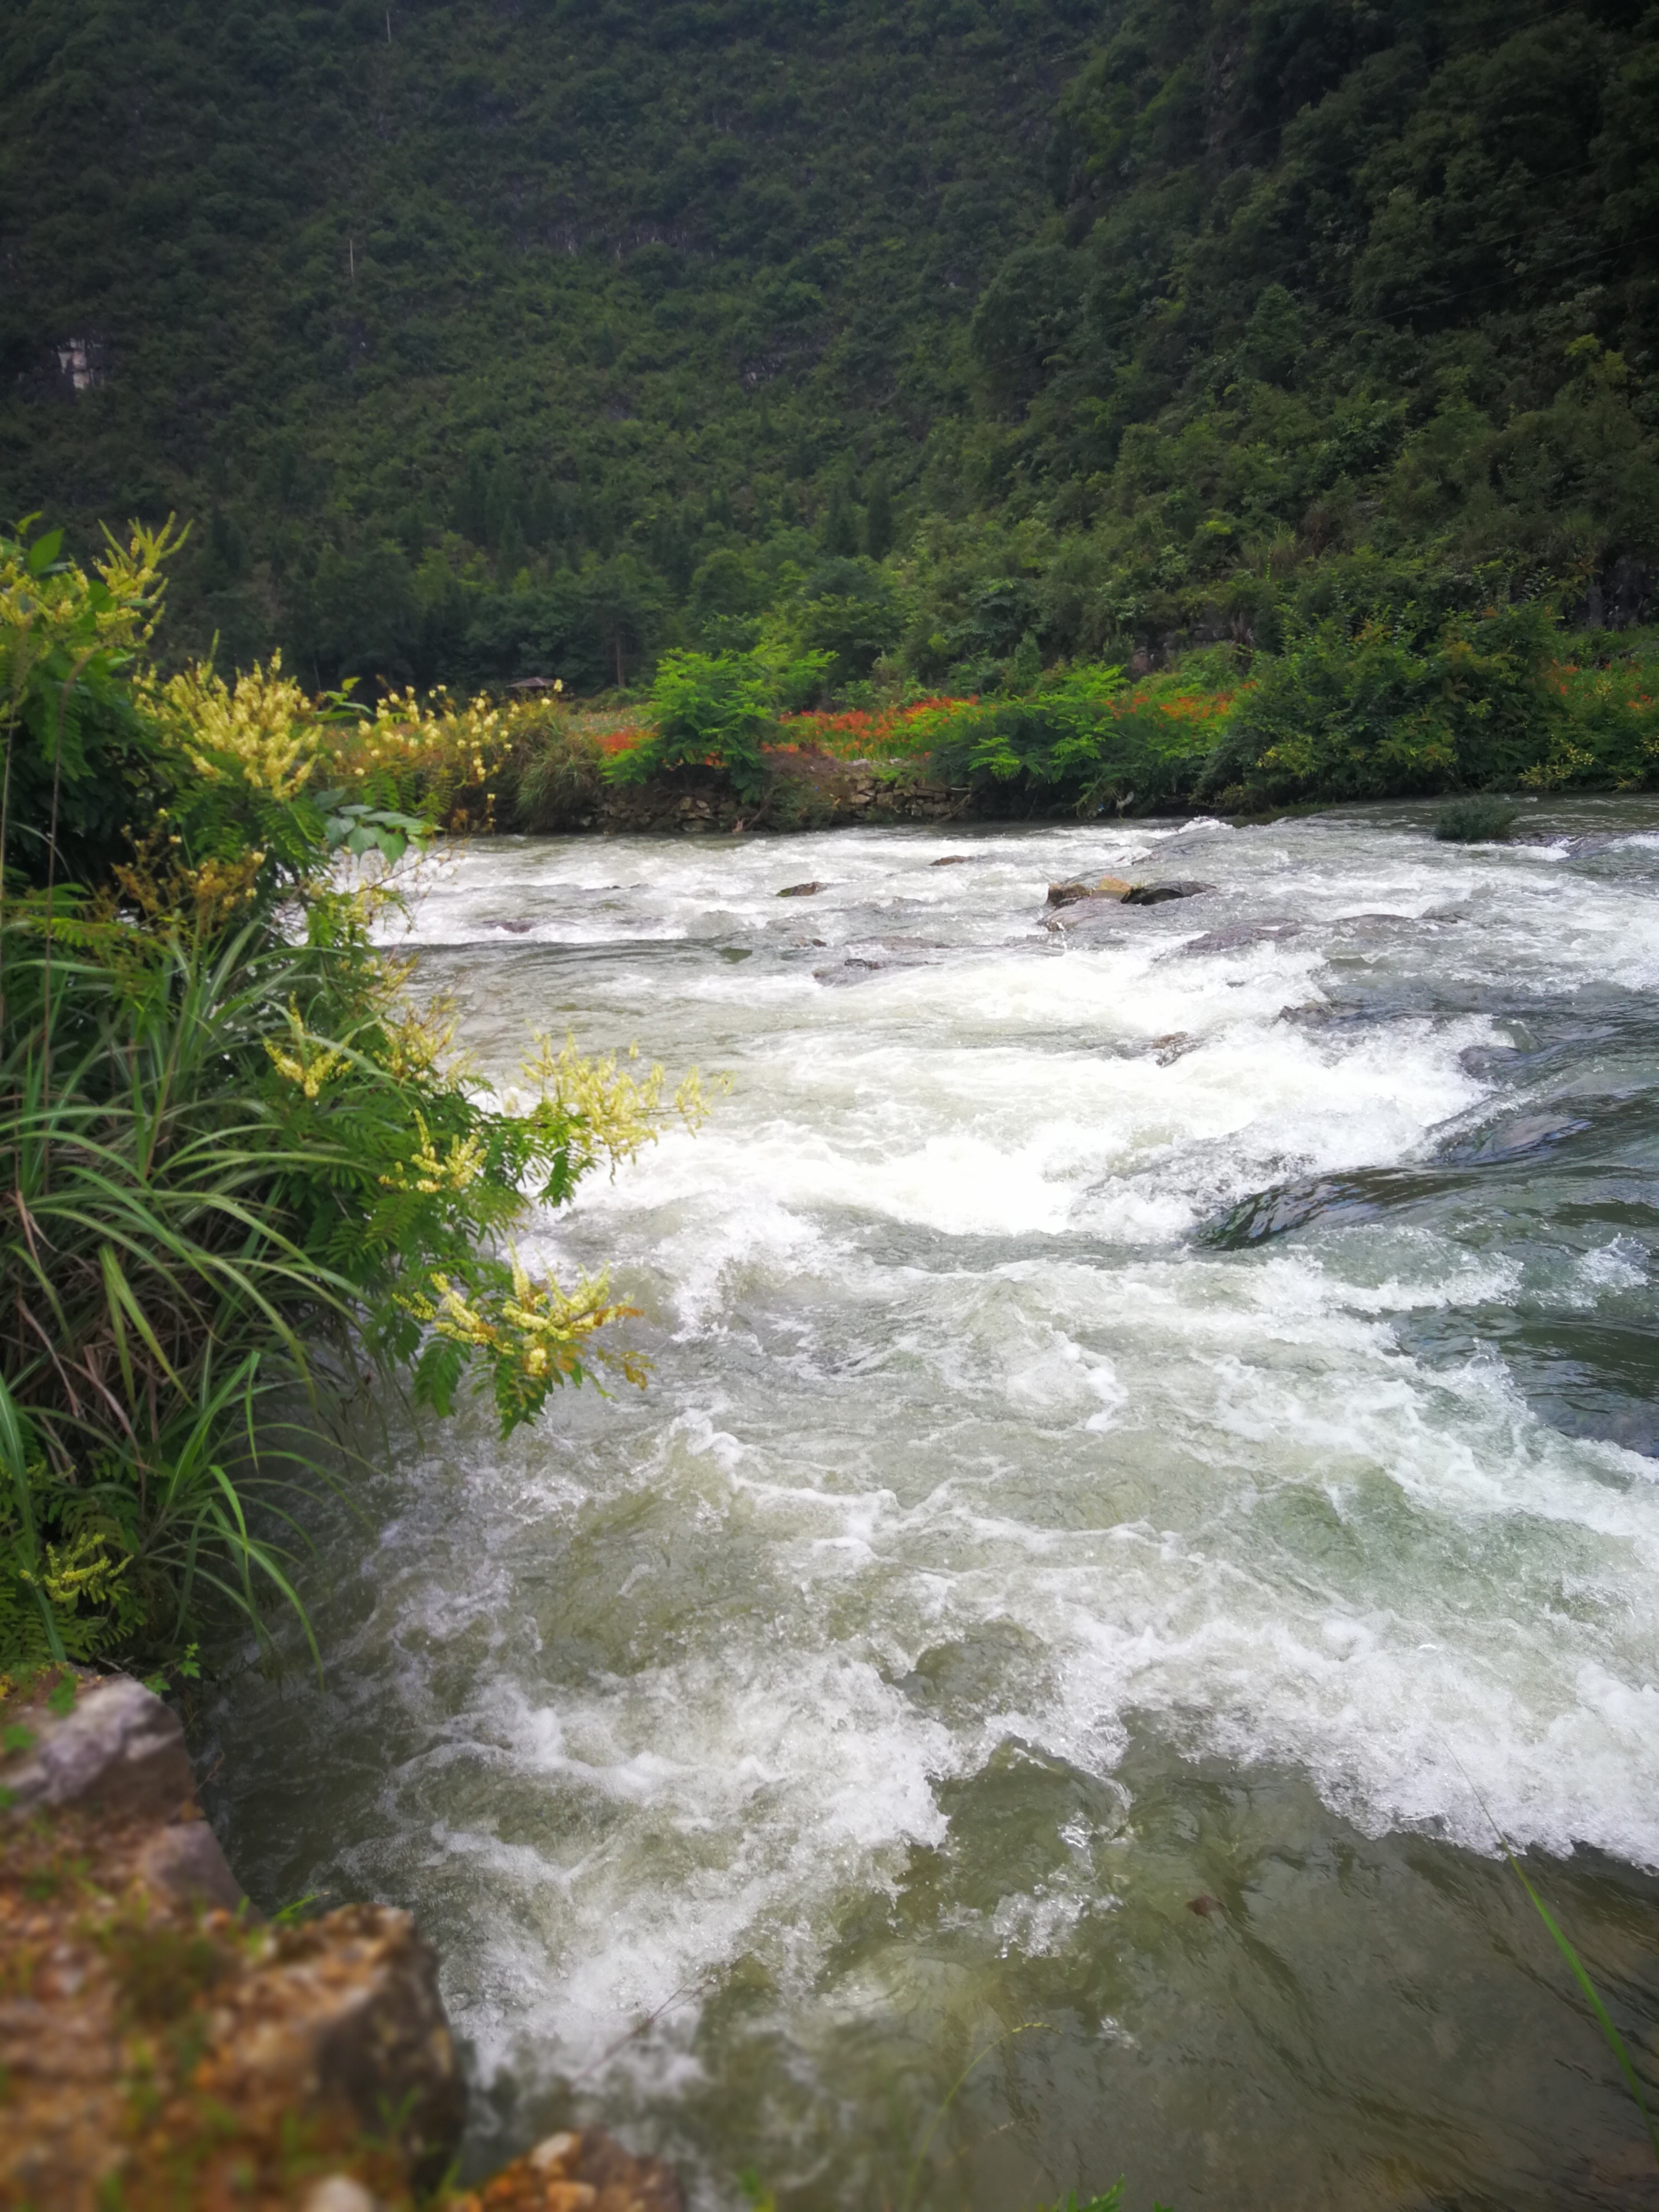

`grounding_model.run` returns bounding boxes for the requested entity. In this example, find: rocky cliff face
[0,1671,681,2212]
